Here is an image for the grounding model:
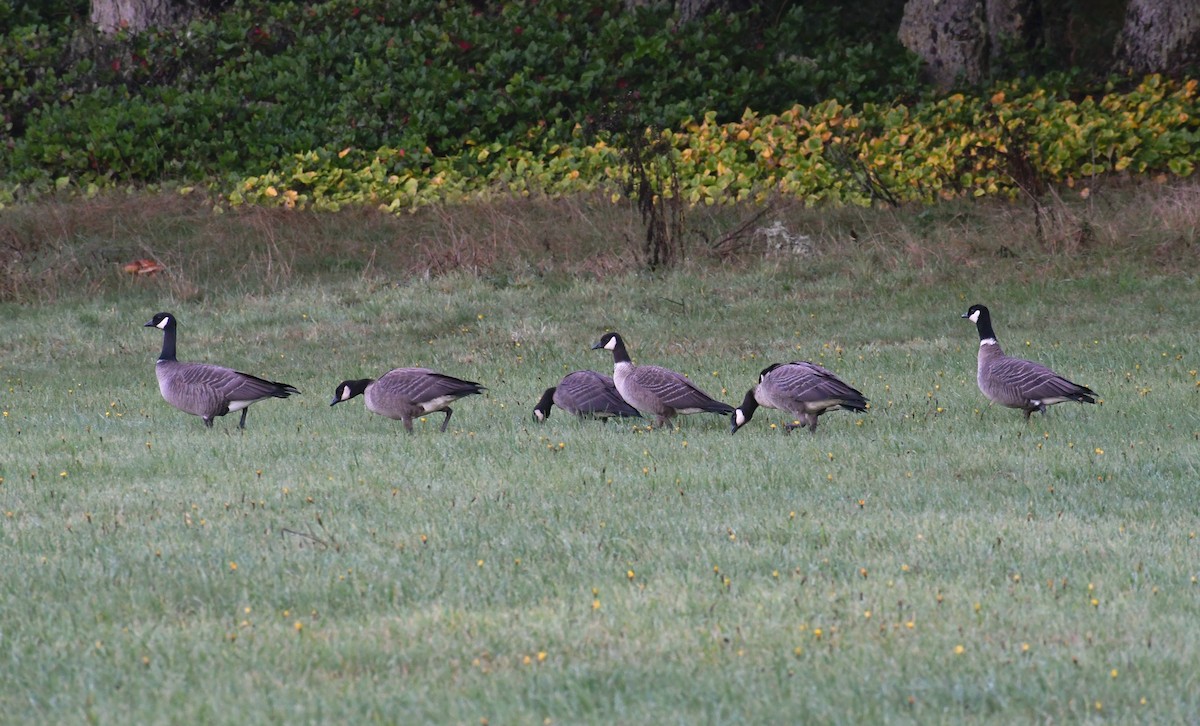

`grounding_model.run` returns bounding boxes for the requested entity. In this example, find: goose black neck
[158,325,177,362]
[610,337,632,364]
[975,313,998,342]
[533,387,556,417]
[738,389,759,417]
